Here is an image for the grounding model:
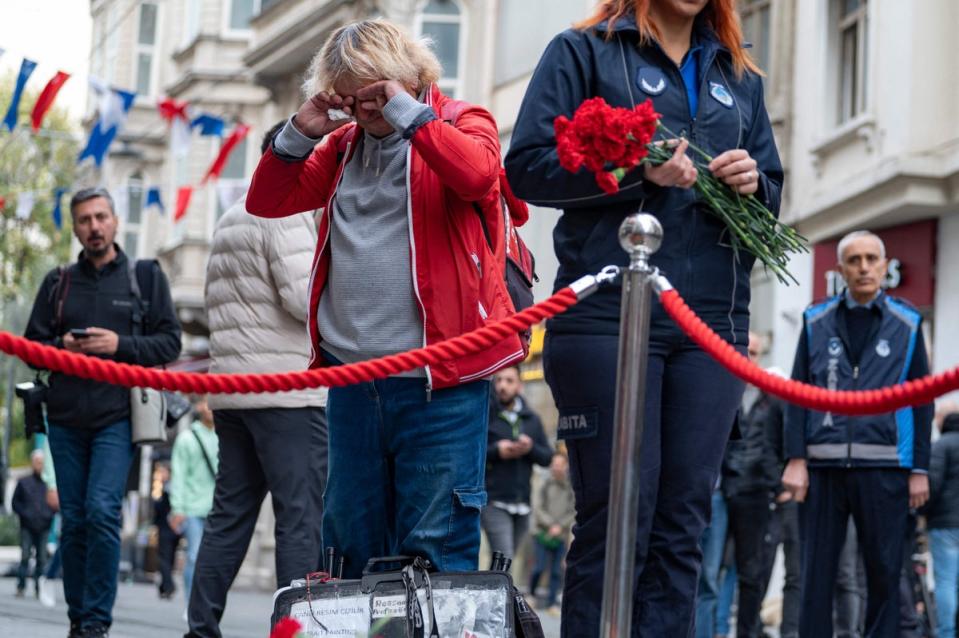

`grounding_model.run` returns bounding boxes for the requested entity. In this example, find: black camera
[15,380,48,436]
